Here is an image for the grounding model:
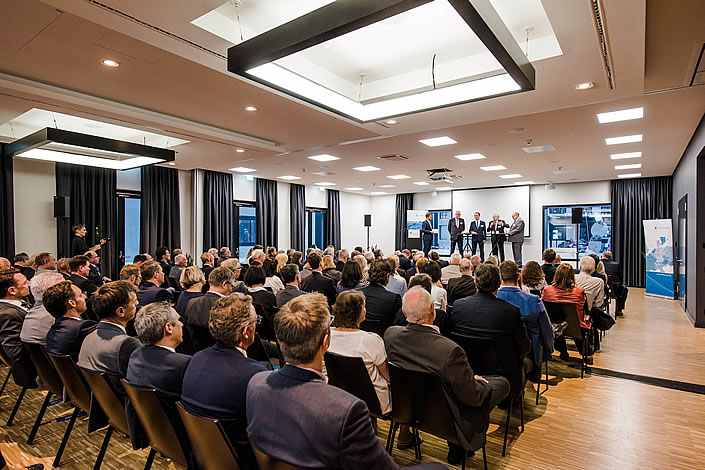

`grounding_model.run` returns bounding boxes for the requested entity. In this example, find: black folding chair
[23,343,64,444]
[251,443,304,470]
[359,320,387,338]
[176,401,241,470]
[0,348,30,427]
[544,302,592,378]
